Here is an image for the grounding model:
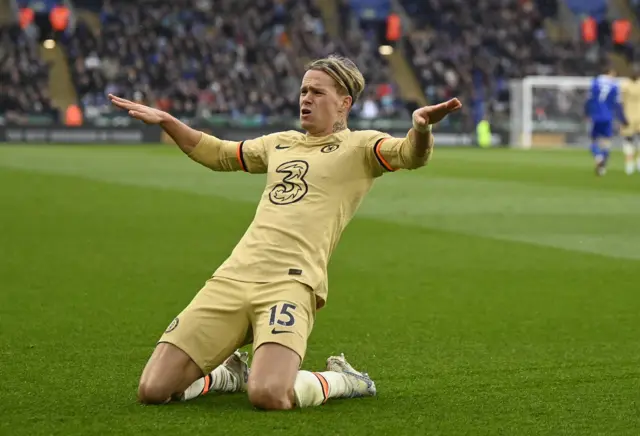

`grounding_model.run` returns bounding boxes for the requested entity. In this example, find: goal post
[510,76,594,149]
